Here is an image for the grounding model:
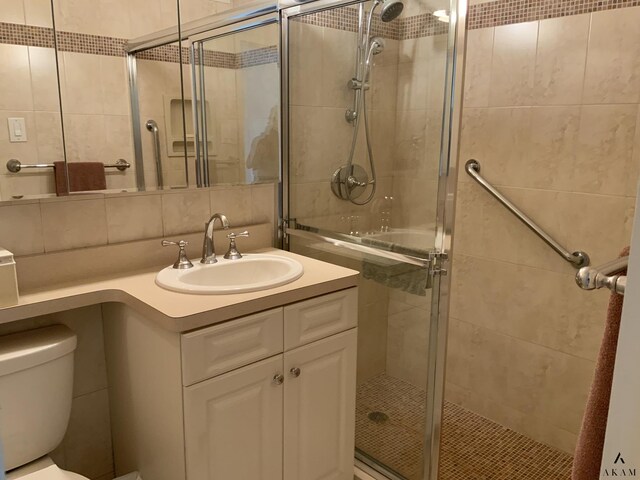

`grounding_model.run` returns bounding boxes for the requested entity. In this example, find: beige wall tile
[161,189,211,236]
[583,6,640,104]
[250,183,276,225]
[386,304,430,388]
[0,45,34,111]
[106,194,163,244]
[34,111,65,163]
[533,14,589,105]
[463,27,494,108]
[0,2,26,23]
[450,254,607,361]
[209,185,253,227]
[60,52,103,115]
[396,61,430,111]
[28,47,60,112]
[41,198,108,251]
[0,202,44,255]
[446,318,593,437]
[63,389,114,479]
[100,56,129,116]
[371,64,399,112]
[321,27,358,109]
[289,22,324,107]
[24,0,53,27]
[53,305,109,397]
[357,301,389,383]
[62,114,106,163]
[103,115,135,164]
[489,22,538,107]
[289,106,352,183]
[575,104,640,197]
